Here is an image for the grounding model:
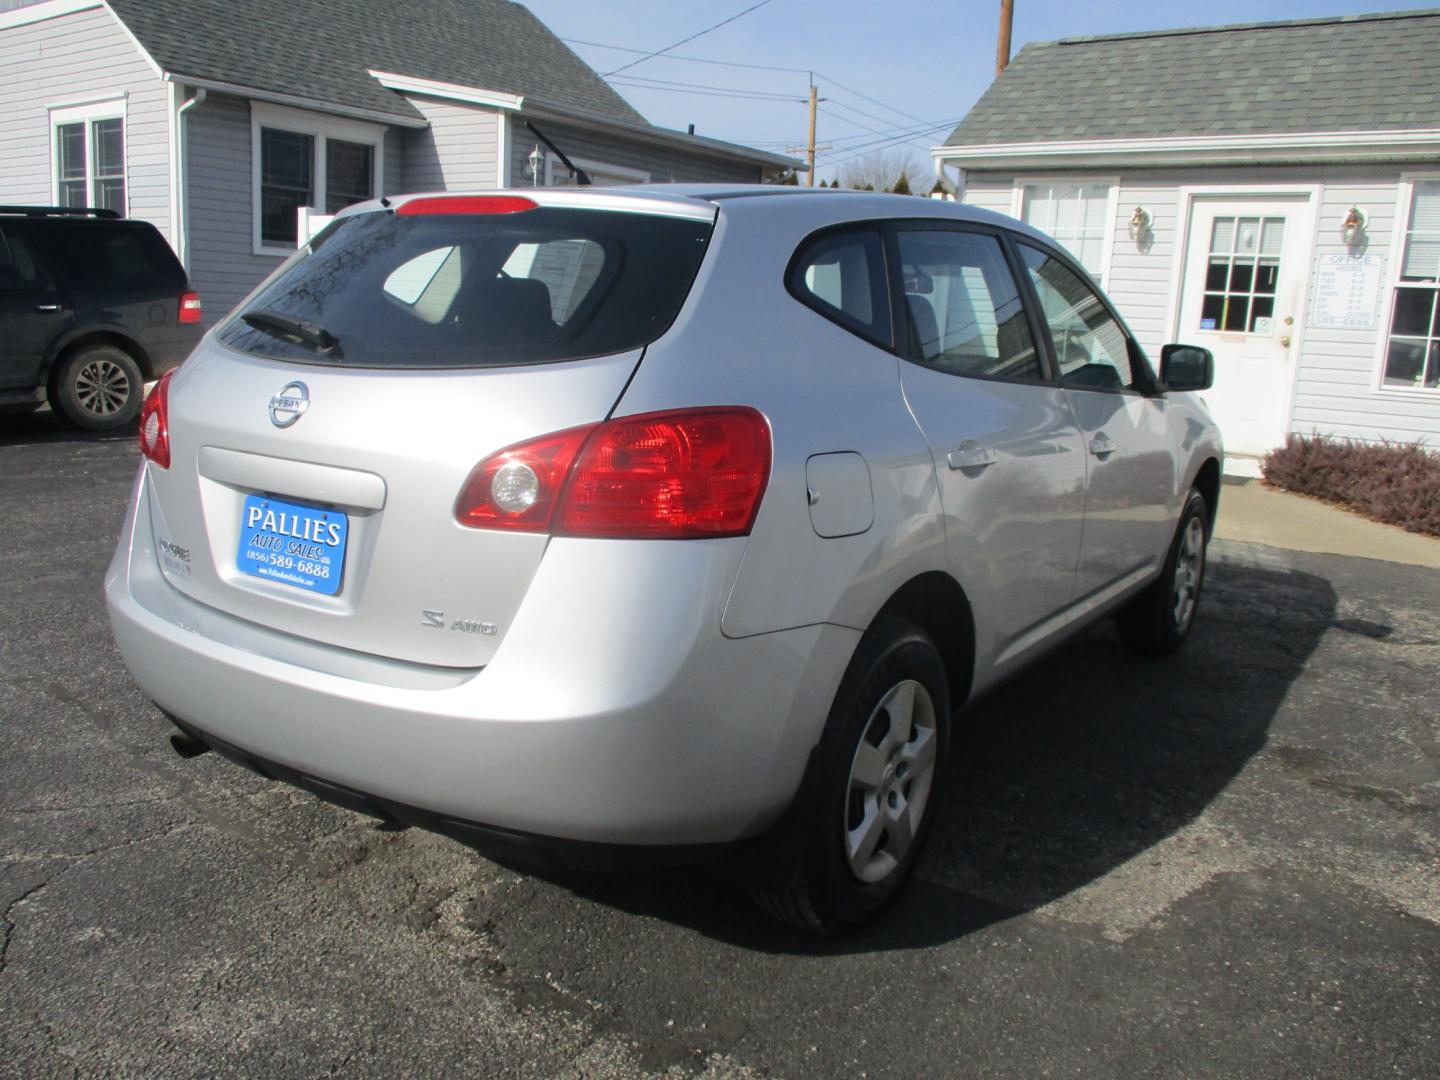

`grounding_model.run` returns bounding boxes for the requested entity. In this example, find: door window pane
[1019,243,1137,391]
[261,128,315,245]
[324,138,373,214]
[894,229,1041,382]
[788,229,891,347]
[1199,214,1284,334]
[1019,181,1110,282]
